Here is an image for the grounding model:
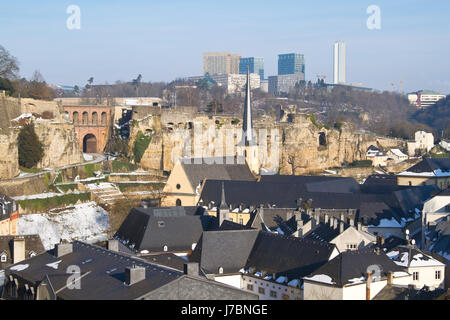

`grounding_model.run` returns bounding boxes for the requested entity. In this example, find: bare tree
[0,45,19,80]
